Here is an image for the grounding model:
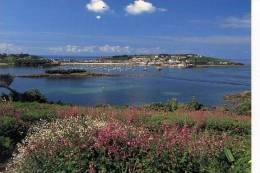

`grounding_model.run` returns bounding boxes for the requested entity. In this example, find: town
[58,53,243,68]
